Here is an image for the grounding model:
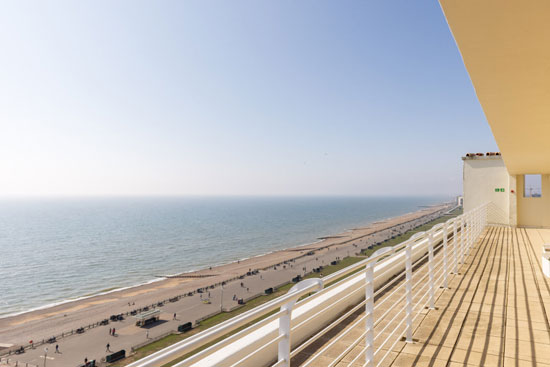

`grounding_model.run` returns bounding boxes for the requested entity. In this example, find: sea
[0,196,450,318]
